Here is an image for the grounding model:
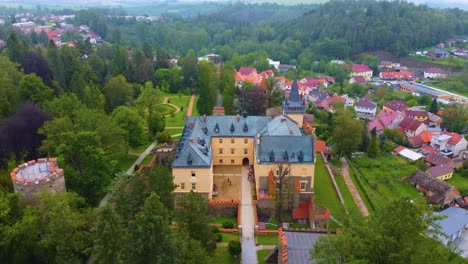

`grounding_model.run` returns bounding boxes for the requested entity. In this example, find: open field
[208,246,240,264]
[348,155,427,211]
